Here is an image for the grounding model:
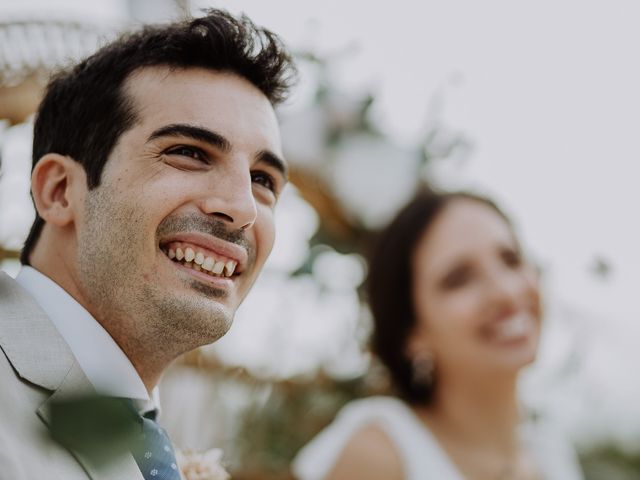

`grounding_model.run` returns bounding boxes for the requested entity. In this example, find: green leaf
[48,395,142,468]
